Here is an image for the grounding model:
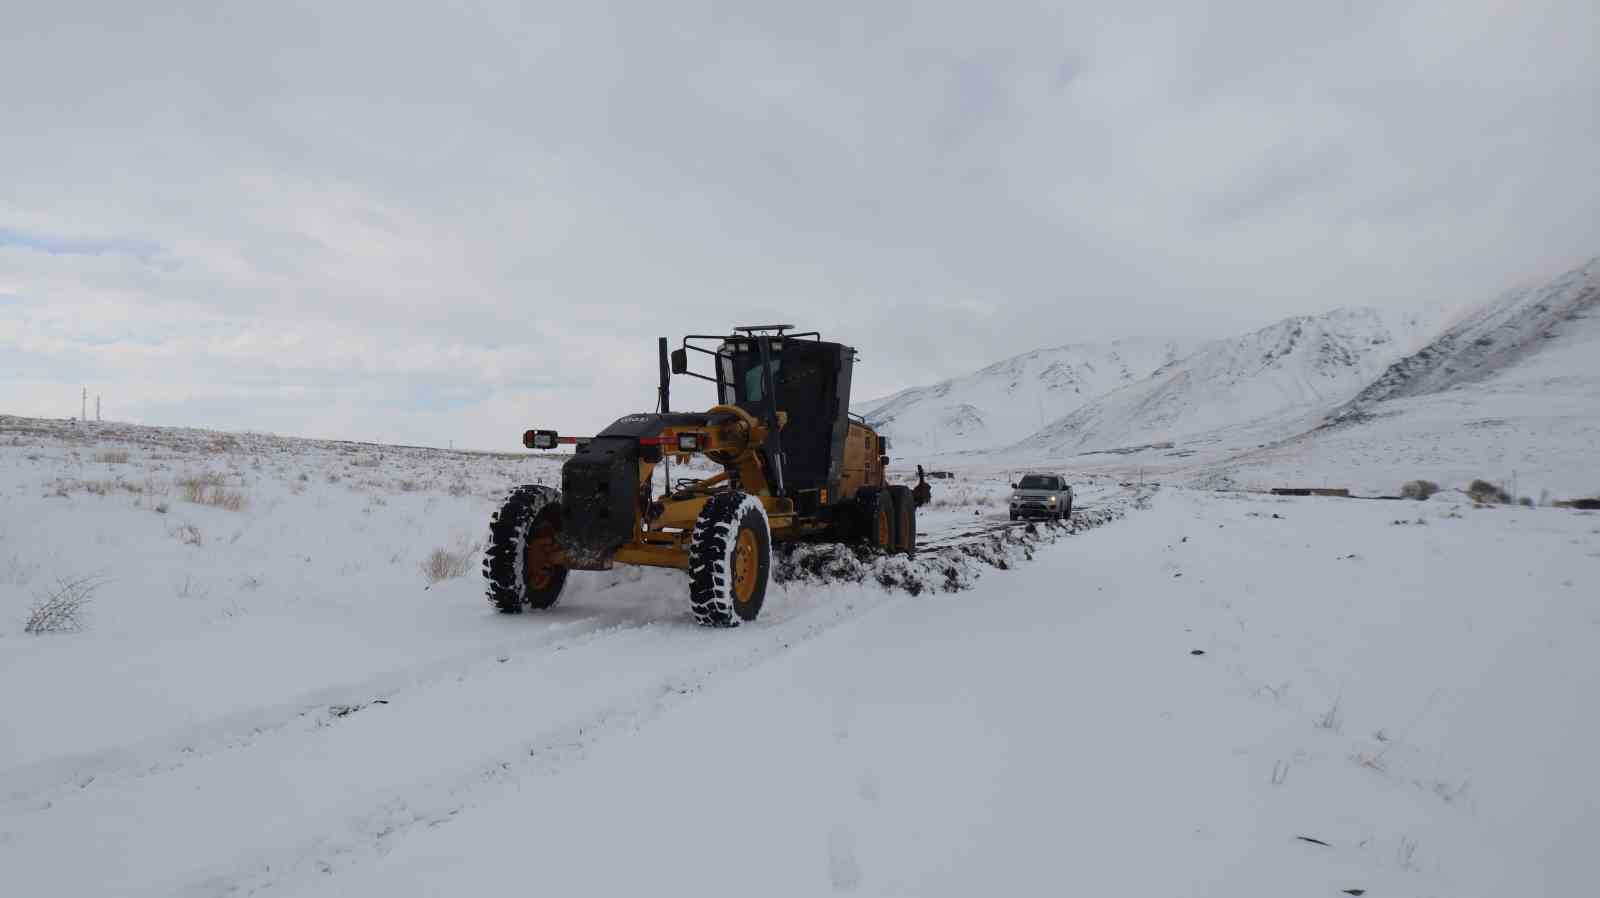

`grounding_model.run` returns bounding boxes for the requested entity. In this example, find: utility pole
[96,395,101,422]
[81,387,87,422]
